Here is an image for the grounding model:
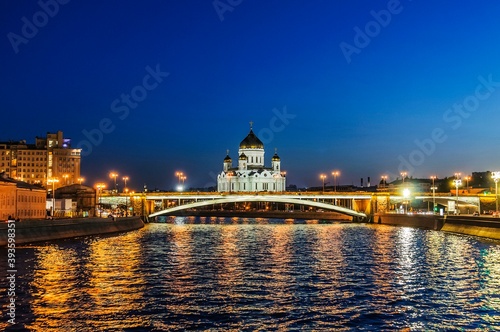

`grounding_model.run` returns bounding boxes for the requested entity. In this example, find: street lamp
[381,175,388,189]
[430,176,437,213]
[453,178,462,215]
[124,188,129,217]
[47,178,59,218]
[464,176,471,193]
[122,176,129,193]
[400,171,407,185]
[332,171,340,192]
[62,174,69,186]
[77,177,84,185]
[175,171,184,184]
[320,174,326,193]
[492,172,500,213]
[95,183,106,217]
[109,172,118,193]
